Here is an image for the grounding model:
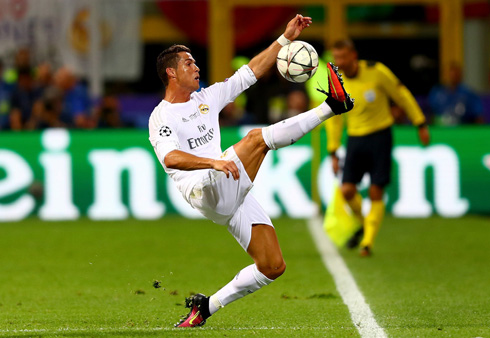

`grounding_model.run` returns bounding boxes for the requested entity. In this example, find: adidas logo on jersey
[189,111,199,120]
